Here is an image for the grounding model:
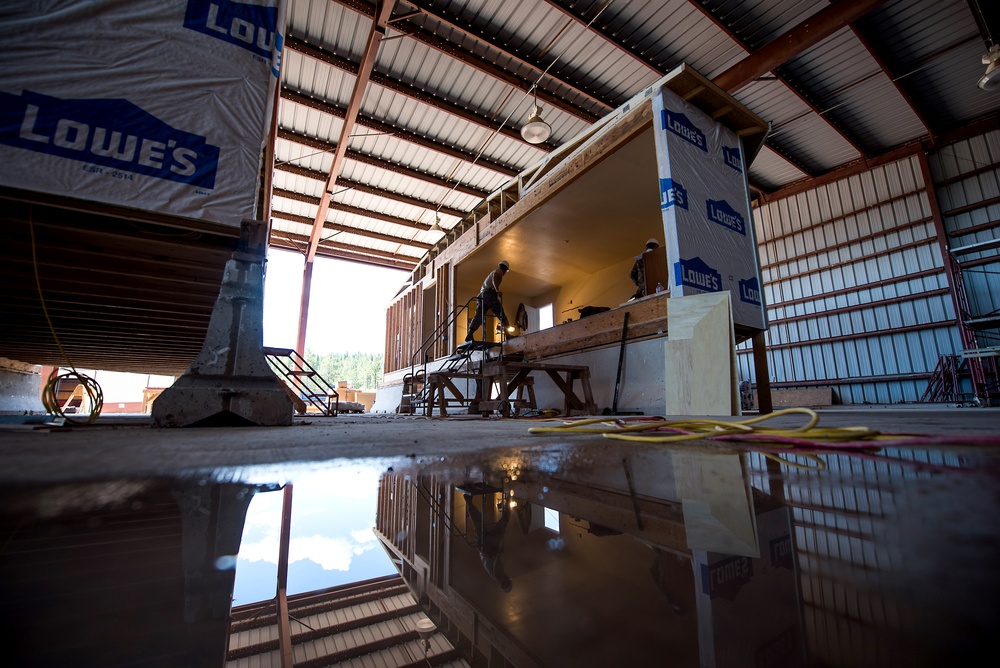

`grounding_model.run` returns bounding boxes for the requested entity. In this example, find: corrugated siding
[928,129,1000,348]
[227,581,469,667]
[746,448,969,666]
[741,152,964,404]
